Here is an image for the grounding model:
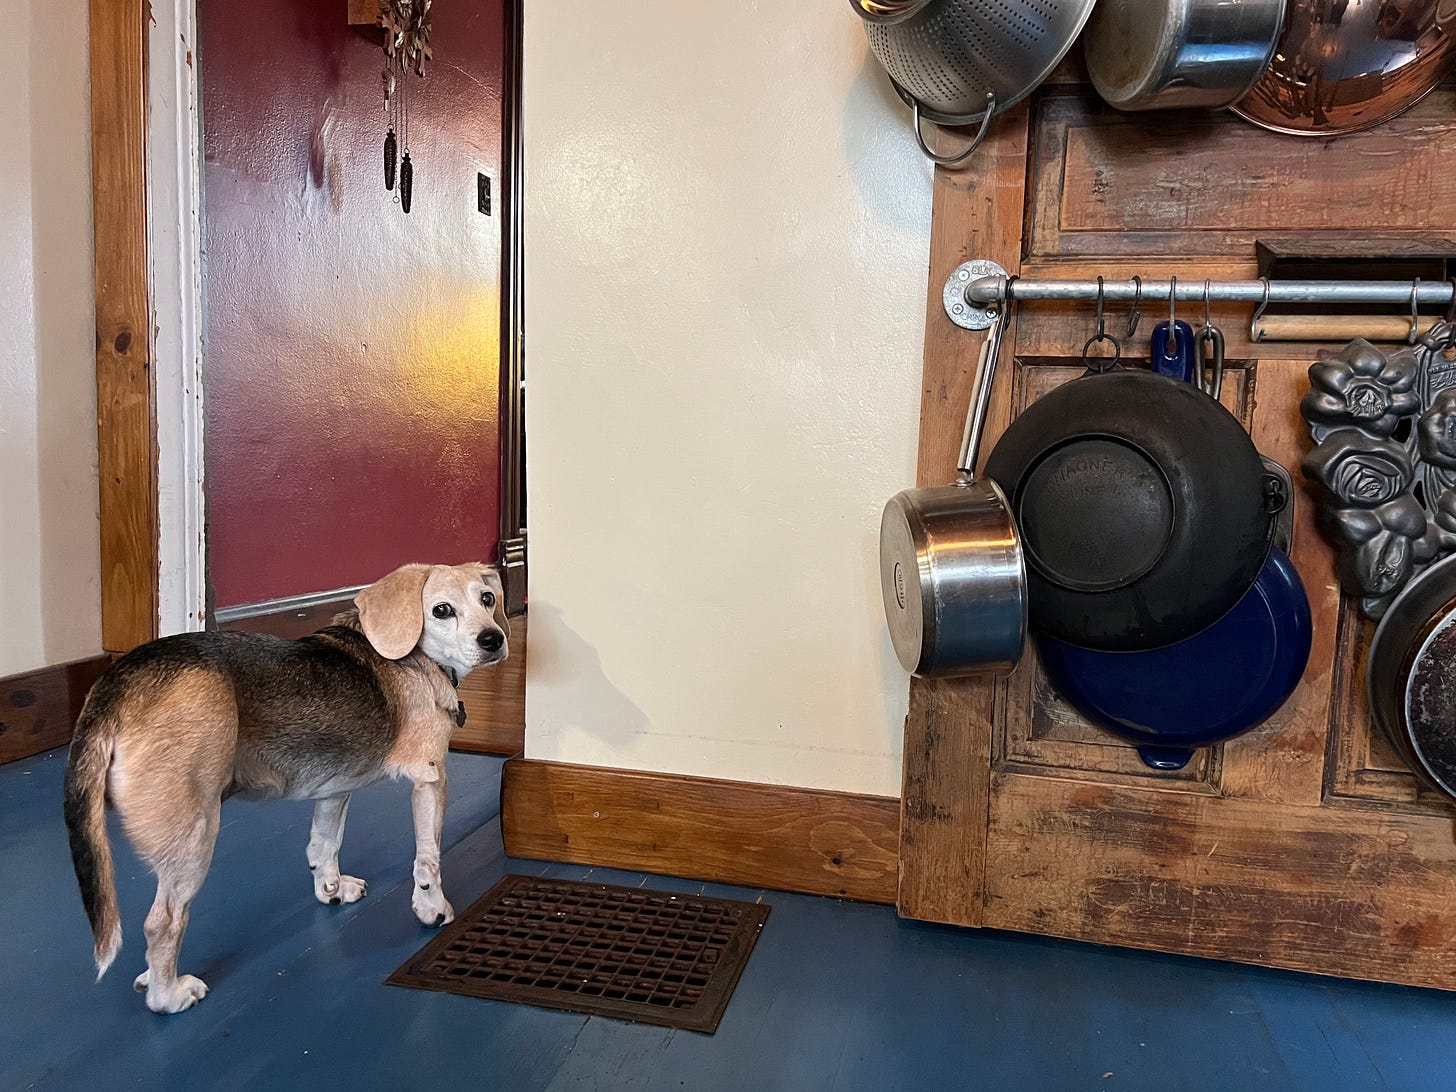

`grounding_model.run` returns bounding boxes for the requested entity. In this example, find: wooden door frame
[90,0,206,653]
[89,0,525,649]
